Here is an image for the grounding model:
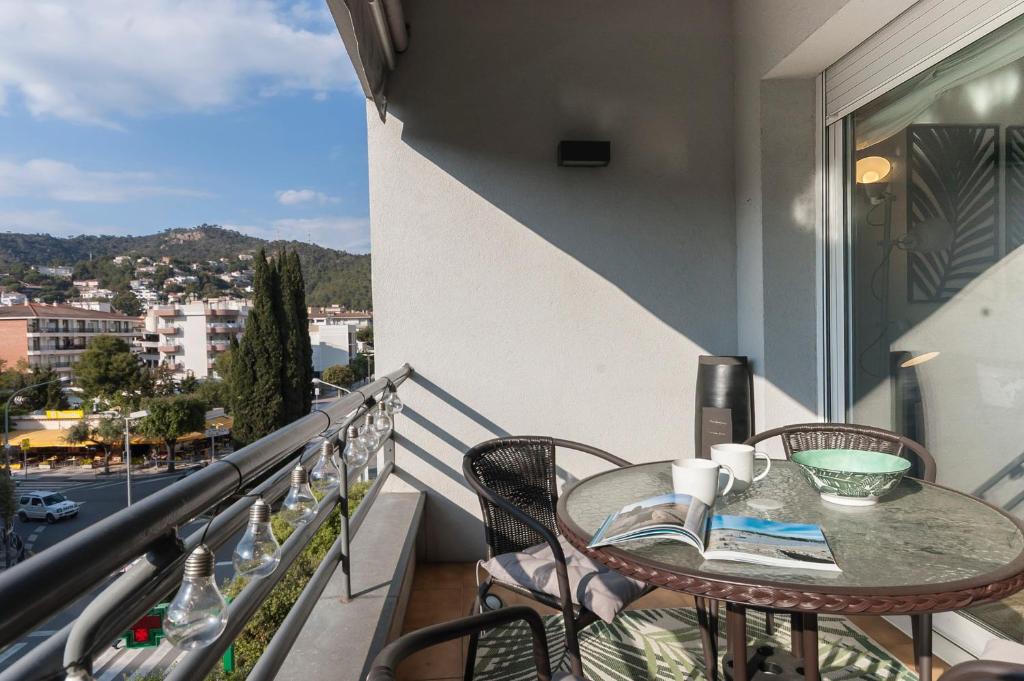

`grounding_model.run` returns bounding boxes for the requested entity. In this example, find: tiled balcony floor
[397,563,951,681]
